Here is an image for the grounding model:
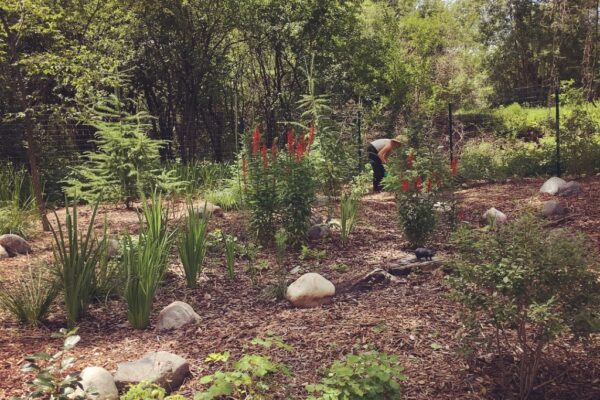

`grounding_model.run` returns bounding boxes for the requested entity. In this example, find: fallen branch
[350,268,402,291]
[543,214,581,228]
